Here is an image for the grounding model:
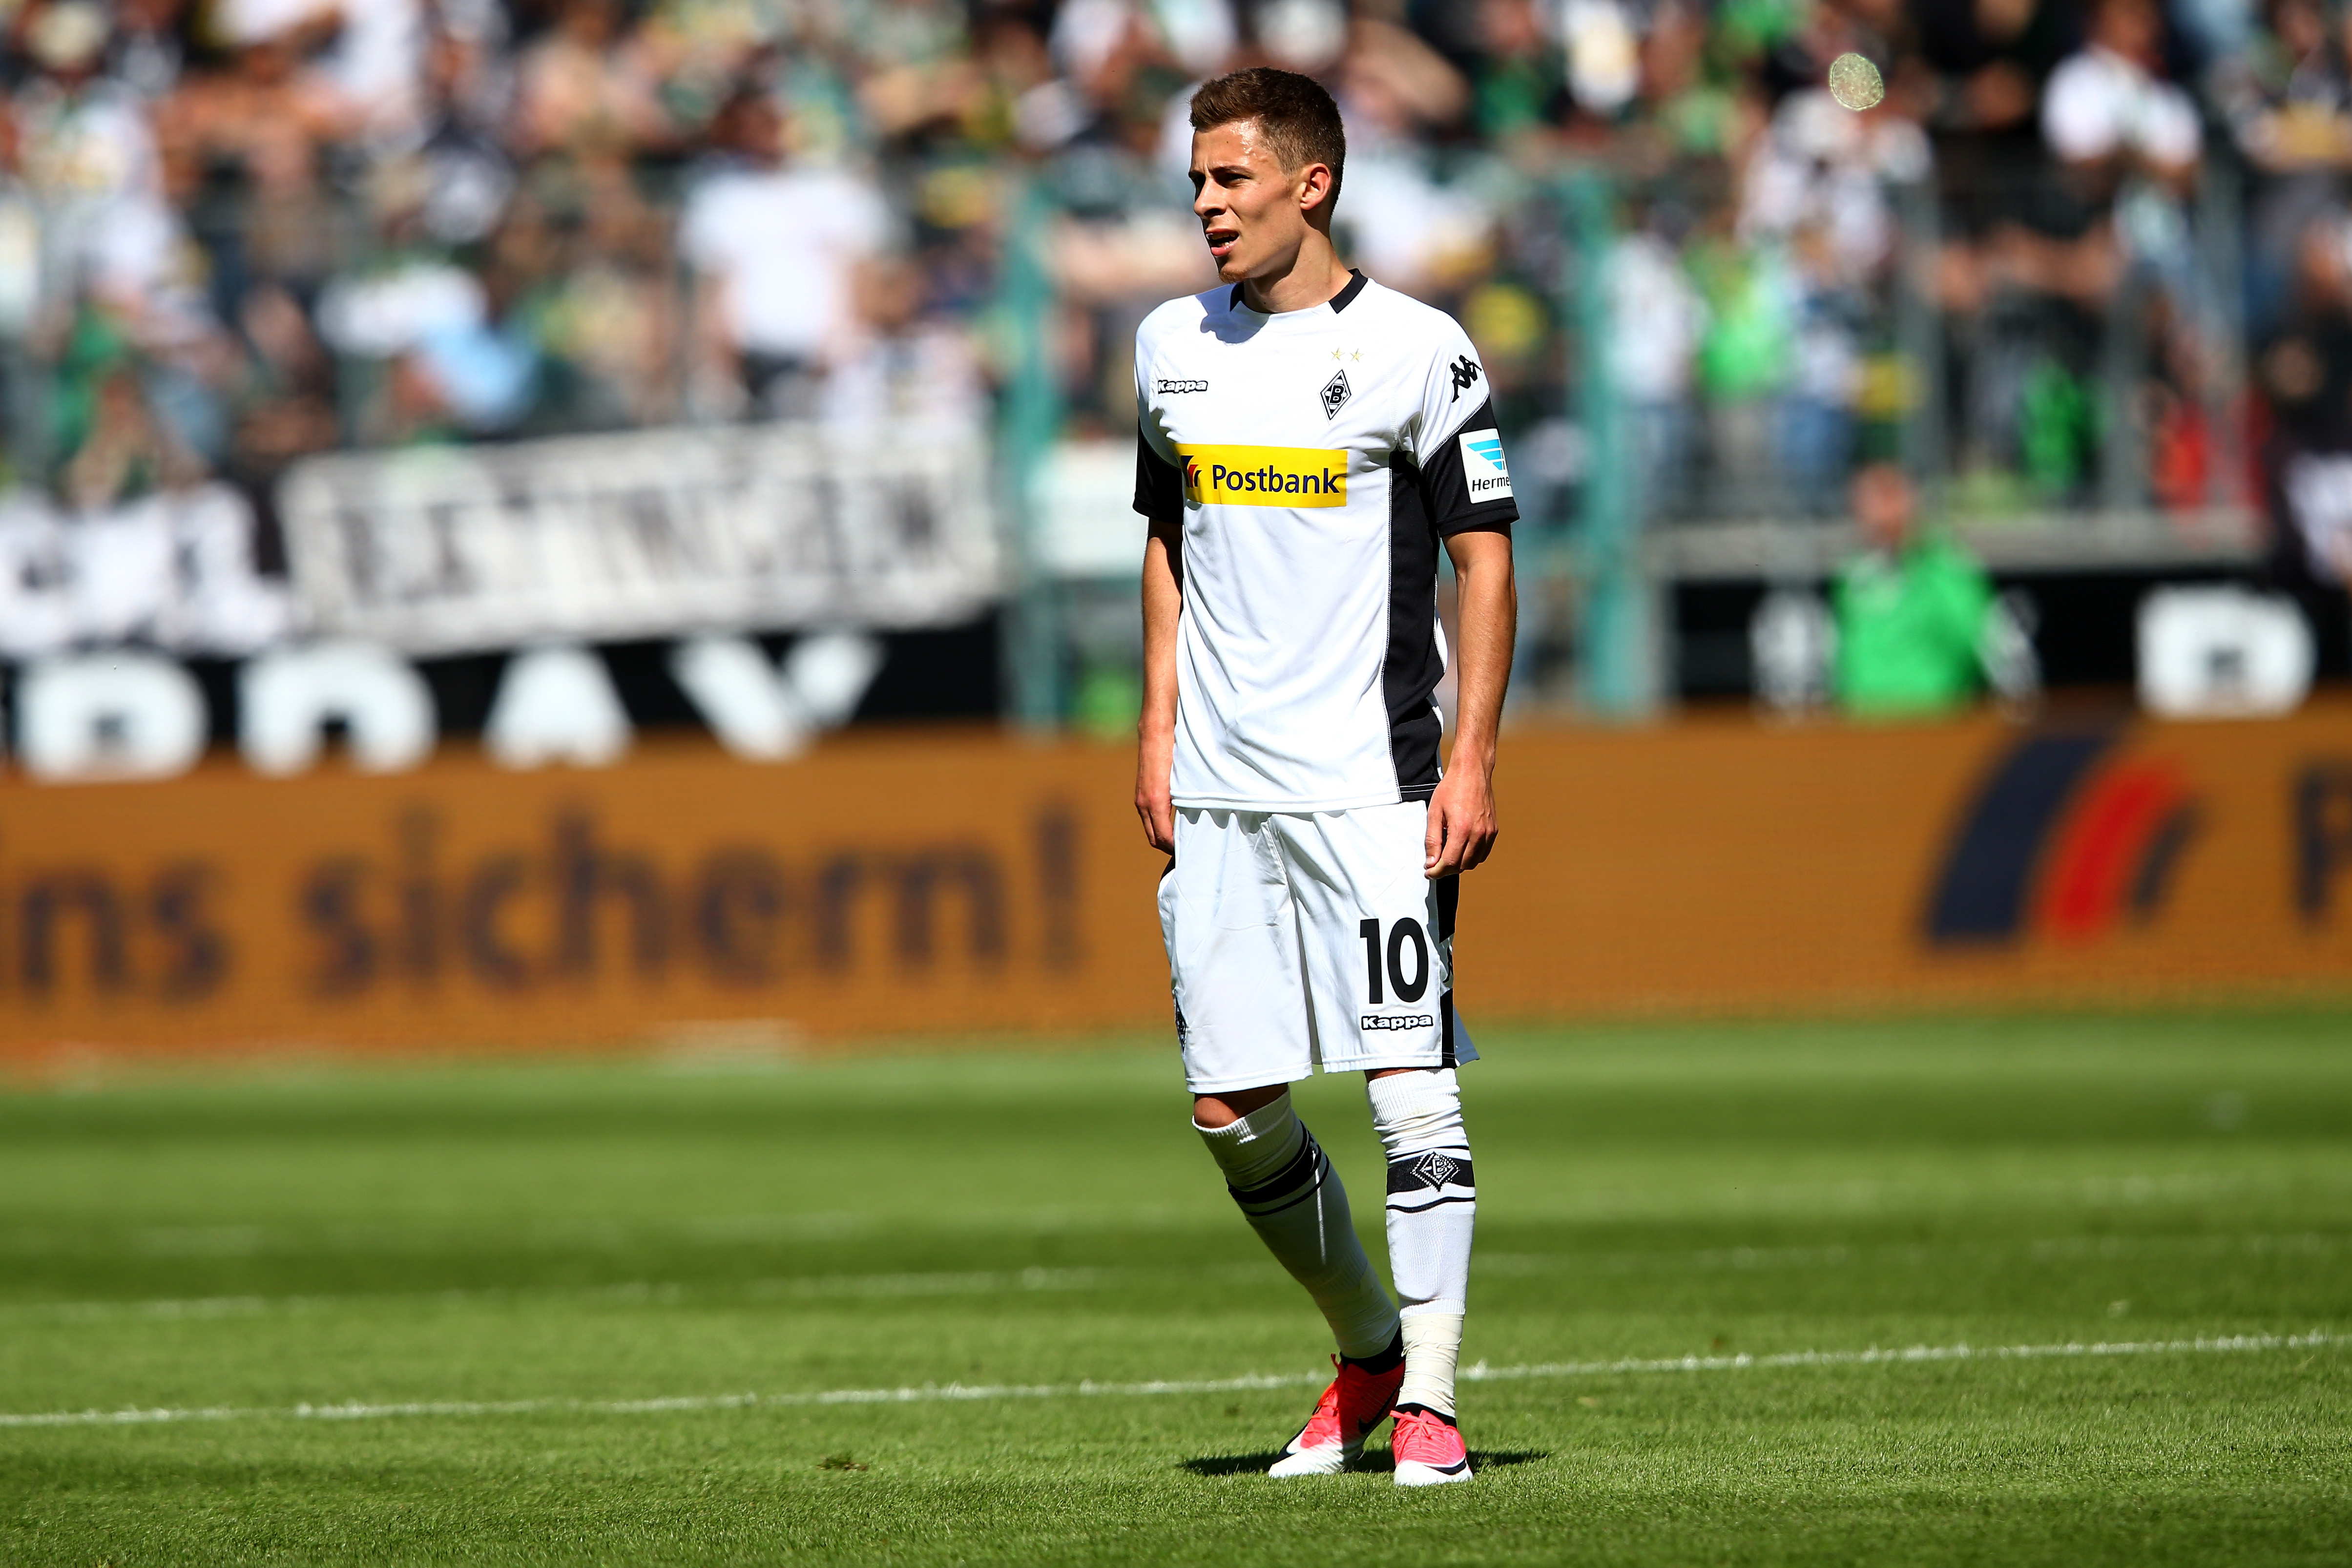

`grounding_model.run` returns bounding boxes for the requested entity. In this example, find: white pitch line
[1454,1330,2351,1382]
[1,1332,2340,1431]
